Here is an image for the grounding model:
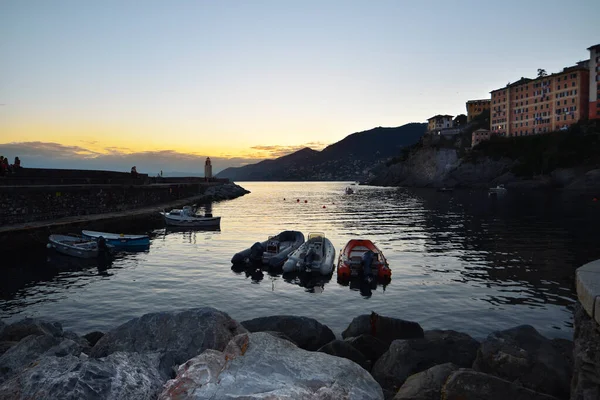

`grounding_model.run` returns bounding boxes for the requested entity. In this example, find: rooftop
[587,44,600,51]
[490,62,590,92]
[466,99,491,104]
[427,114,454,121]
